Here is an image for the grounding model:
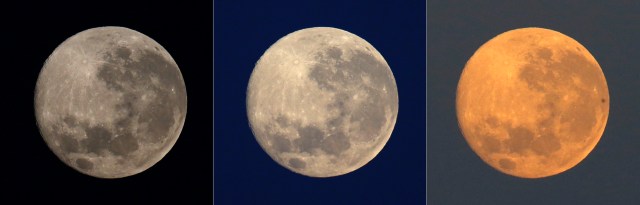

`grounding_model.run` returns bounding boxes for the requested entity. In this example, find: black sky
[214,0,425,204]
[428,0,640,204]
[4,1,212,203]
